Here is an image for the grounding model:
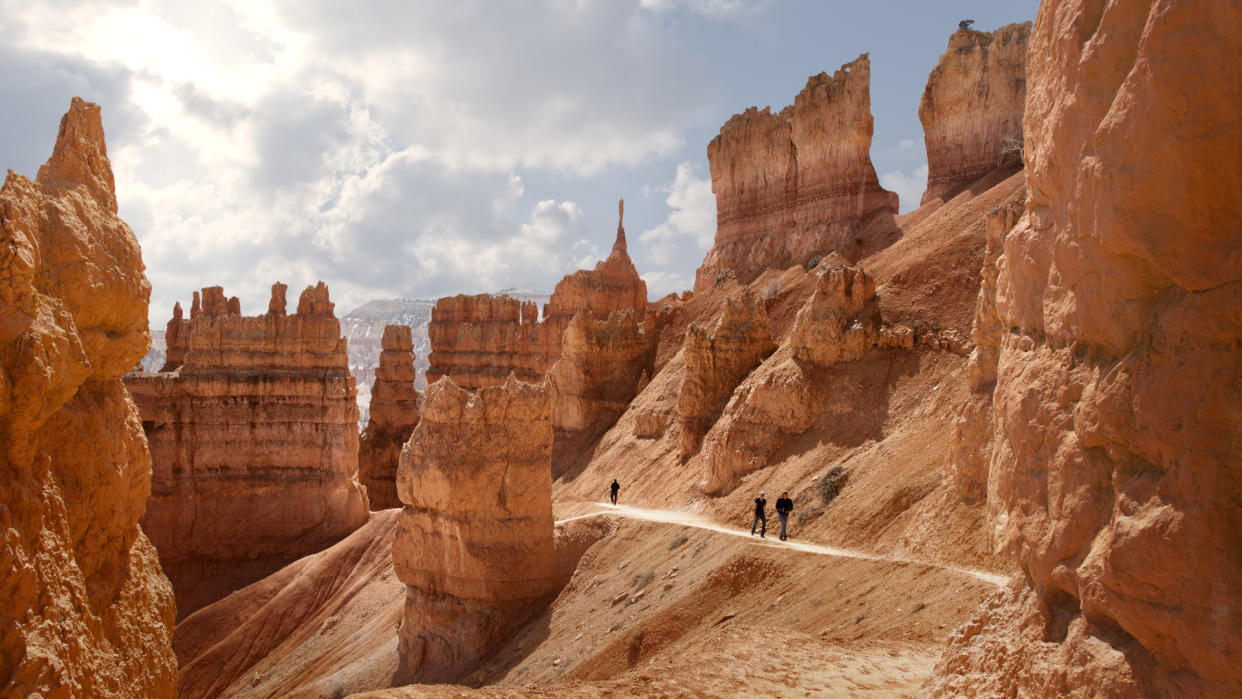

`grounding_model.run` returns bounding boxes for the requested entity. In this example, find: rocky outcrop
[359,325,420,510]
[926,1,1242,695]
[125,282,369,618]
[678,293,776,461]
[944,204,1022,502]
[919,23,1030,205]
[0,98,177,697]
[427,201,647,390]
[546,309,657,443]
[788,264,880,365]
[393,376,558,683]
[695,55,899,291]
